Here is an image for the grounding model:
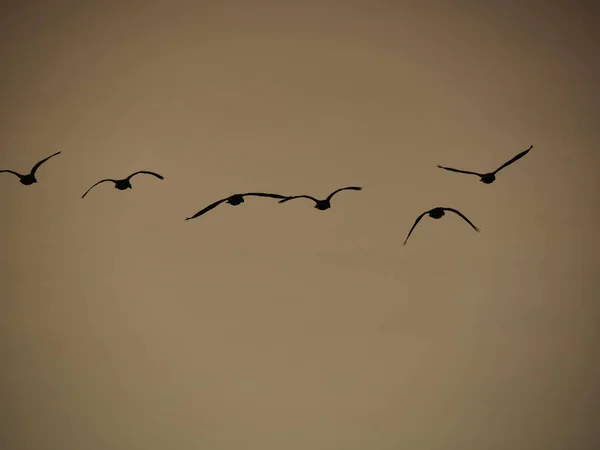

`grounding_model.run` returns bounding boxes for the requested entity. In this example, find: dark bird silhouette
[0,151,61,185]
[81,171,164,198]
[278,186,362,210]
[185,192,288,220]
[437,145,533,184]
[402,207,480,245]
